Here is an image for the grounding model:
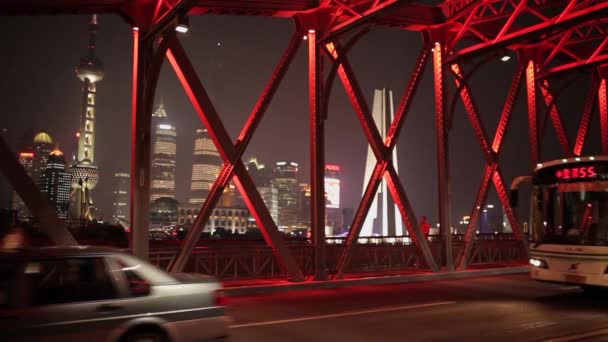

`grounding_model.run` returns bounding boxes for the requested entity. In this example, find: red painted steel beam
[526,59,540,168]
[599,76,608,154]
[457,163,495,270]
[166,36,304,280]
[309,29,328,281]
[434,42,453,271]
[574,75,598,156]
[539,55,608,79]
[331,42,438,278]
[333,161,387,279]
[540,81,573,157]
[384,164,438,271]
[451,62,524,269]
[446,1,608,64]
[0,134,77,245]
[321,0,404,43]
[493,165,524,243]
